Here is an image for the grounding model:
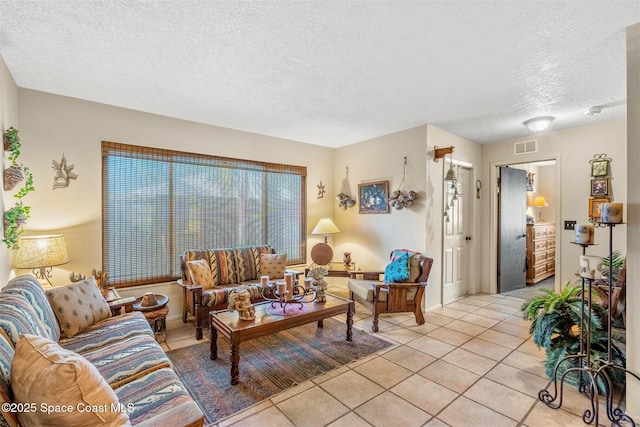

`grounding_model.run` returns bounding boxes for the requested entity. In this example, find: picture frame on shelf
[590,178,609,196]
[591,160,609,177]
[358,180,390,214]
[589,197,610,219]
